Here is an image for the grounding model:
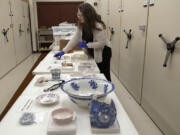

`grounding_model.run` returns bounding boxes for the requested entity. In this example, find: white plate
[36,93,59,105]
[35,77,48,86]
